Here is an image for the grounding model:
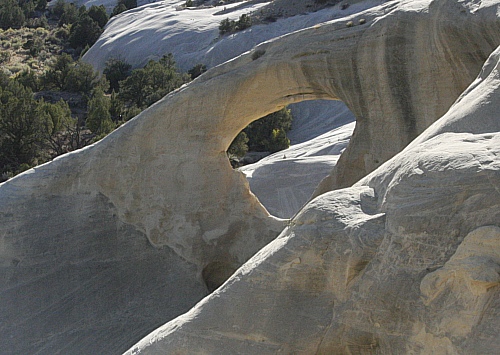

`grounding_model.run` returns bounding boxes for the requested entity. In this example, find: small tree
[188,63,207,79]
[219,14,252,35]
[16,69,41,92]
[119,54,187,108]
[112,0,137,16]
[35,0,47,12]
[236,14,251,31]
[111,4,127,17]
[0,81,44,174]
[68,14,102,49]
[228,131,248,158]
[243,107,293,152]
[103,57,132,93]
[42,53,73,90]
[219,18,235,35]
[38,99,75,156]
[64,61,105,98]
[0,0,25,30]
[267,128,290,153]
[118,68,150,108]
[109,90,124,122]
[86,88,114,137]
[88,5,108,29]
[51,0,67,18]
[57,2,78,26]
